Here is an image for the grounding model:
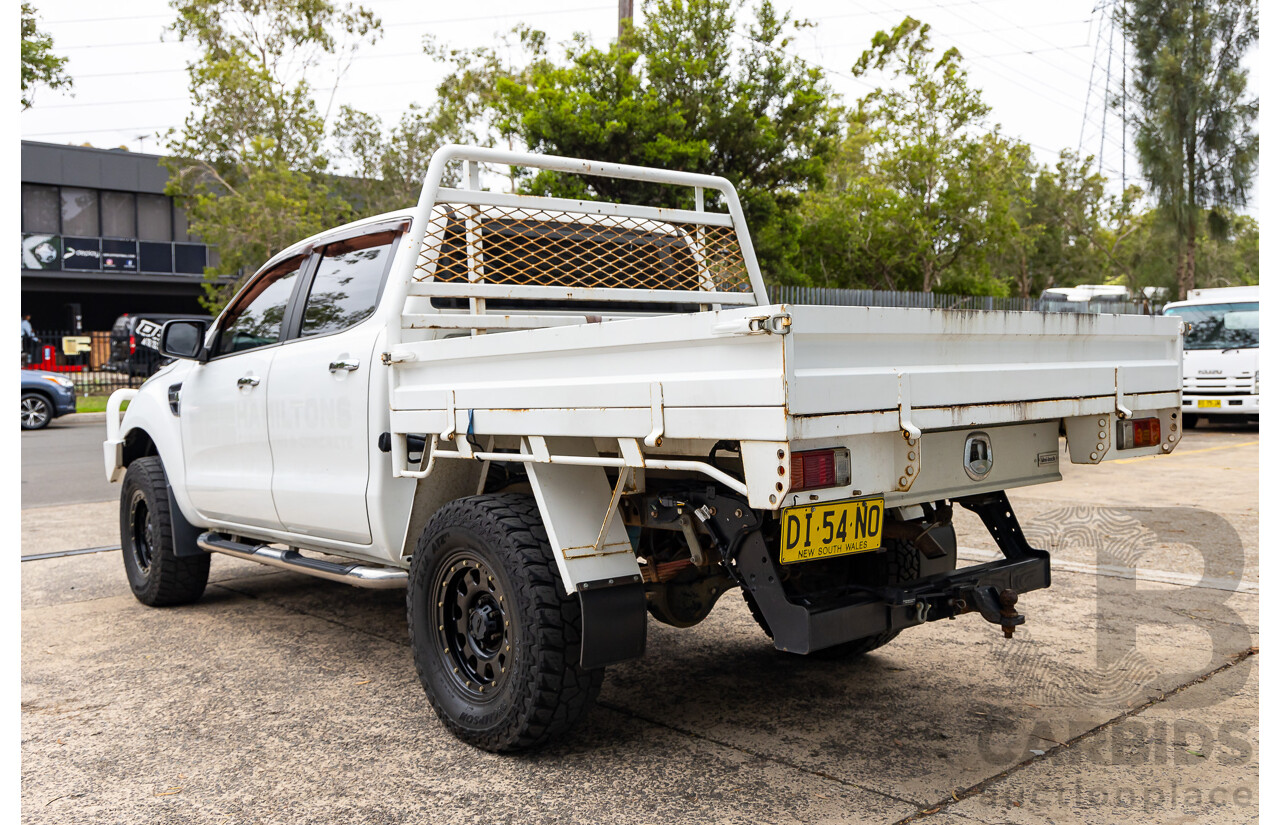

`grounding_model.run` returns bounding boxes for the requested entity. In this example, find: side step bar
[197,532,408,589]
